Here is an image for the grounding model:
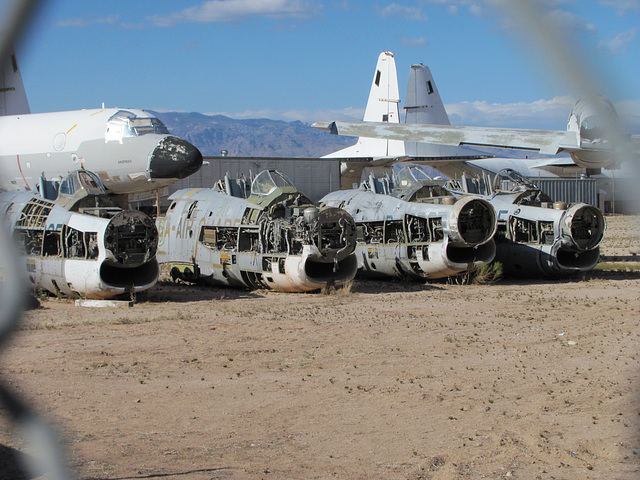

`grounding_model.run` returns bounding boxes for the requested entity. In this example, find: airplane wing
[332,155,410,189]
[529,156,580,168]
[312,121,579,156]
